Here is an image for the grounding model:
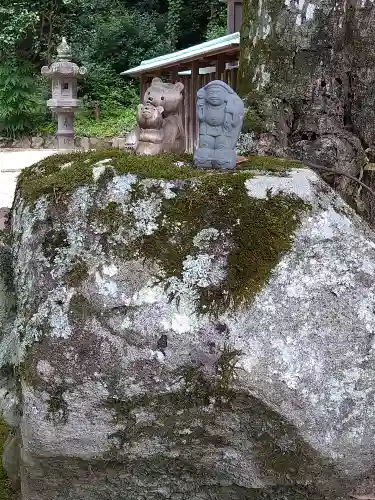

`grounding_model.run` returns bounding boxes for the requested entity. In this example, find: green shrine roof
[121,32,240,77]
